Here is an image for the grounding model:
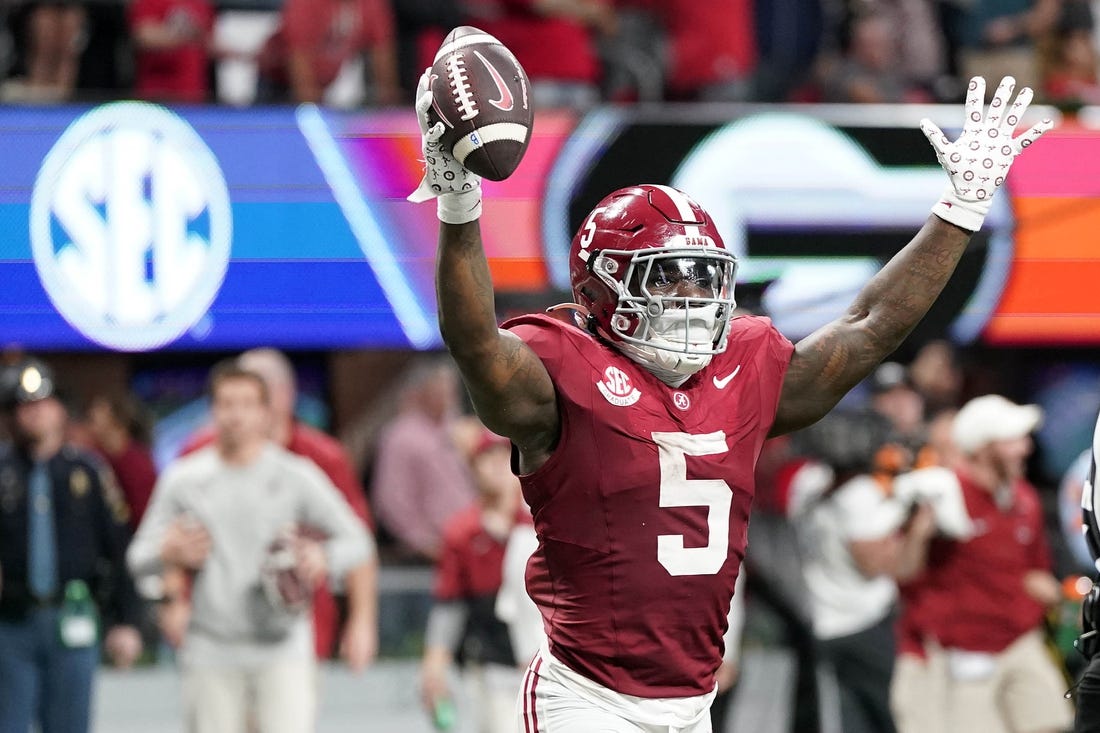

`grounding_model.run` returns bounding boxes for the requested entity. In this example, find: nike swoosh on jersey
[713,365,742,389]
[474,50,515,112]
